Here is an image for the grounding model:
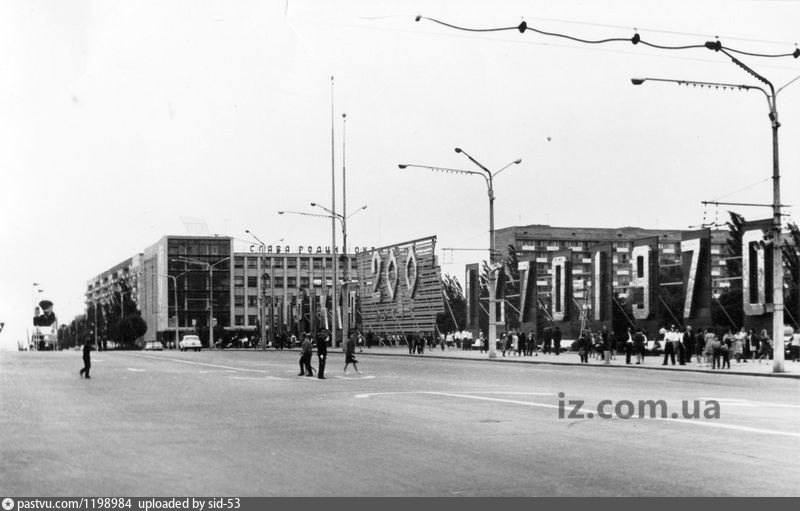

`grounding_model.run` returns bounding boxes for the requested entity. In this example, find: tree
[712,211,745,329]
[438,273,466,333]
[503,244,521,331]
[115,315,148,348]
[658,264,685,328]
